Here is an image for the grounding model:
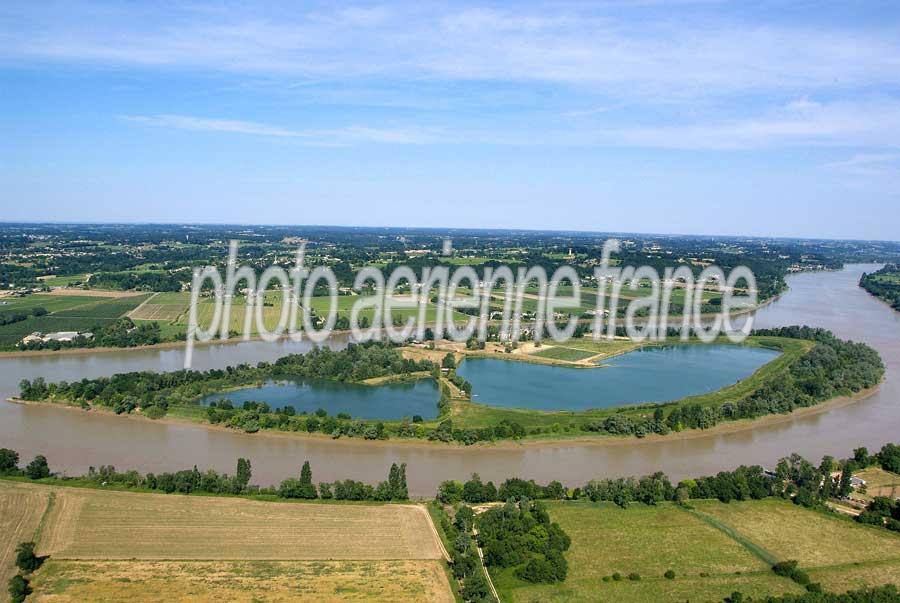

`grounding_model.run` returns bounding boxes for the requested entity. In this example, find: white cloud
[121,114,440,145]
[3,3,900,100]
[823,153,900,176]
[598,99,900,150]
